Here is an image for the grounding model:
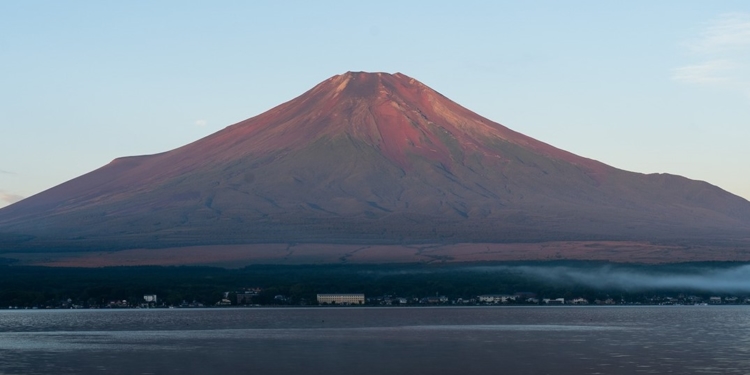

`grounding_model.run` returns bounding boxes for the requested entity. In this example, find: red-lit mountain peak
[182,71,604,175]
